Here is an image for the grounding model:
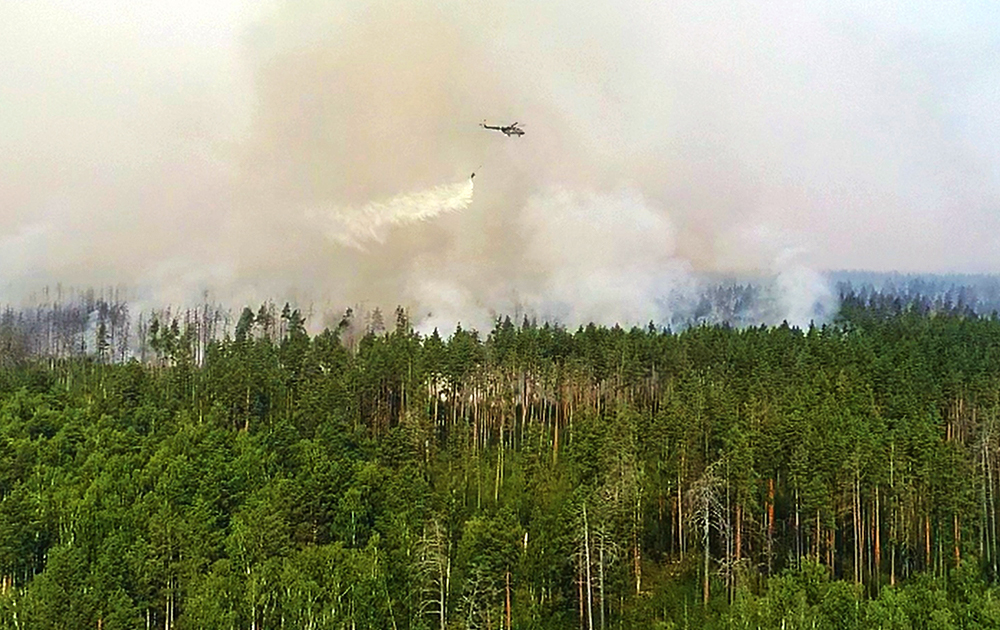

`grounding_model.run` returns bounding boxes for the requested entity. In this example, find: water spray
[313,177,476,250]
